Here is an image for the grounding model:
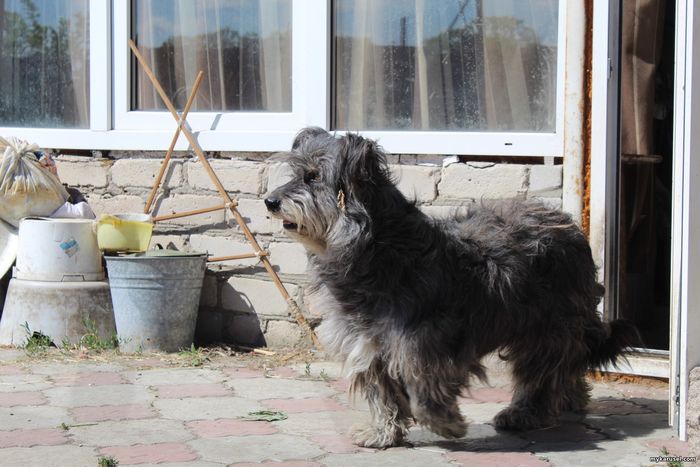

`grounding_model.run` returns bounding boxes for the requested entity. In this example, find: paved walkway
[0,347,692,467]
